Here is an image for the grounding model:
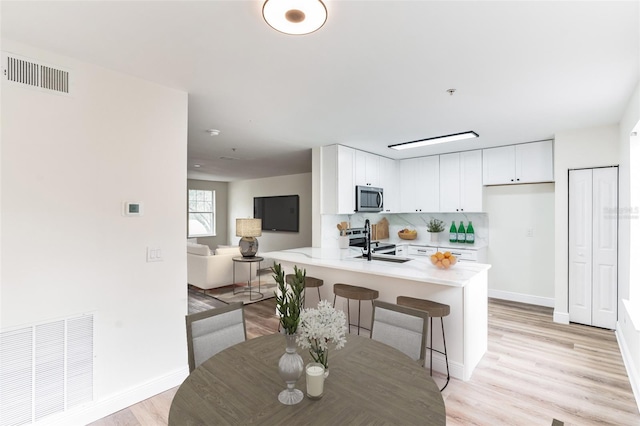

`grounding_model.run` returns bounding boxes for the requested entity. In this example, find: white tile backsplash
[321,212,488,248]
